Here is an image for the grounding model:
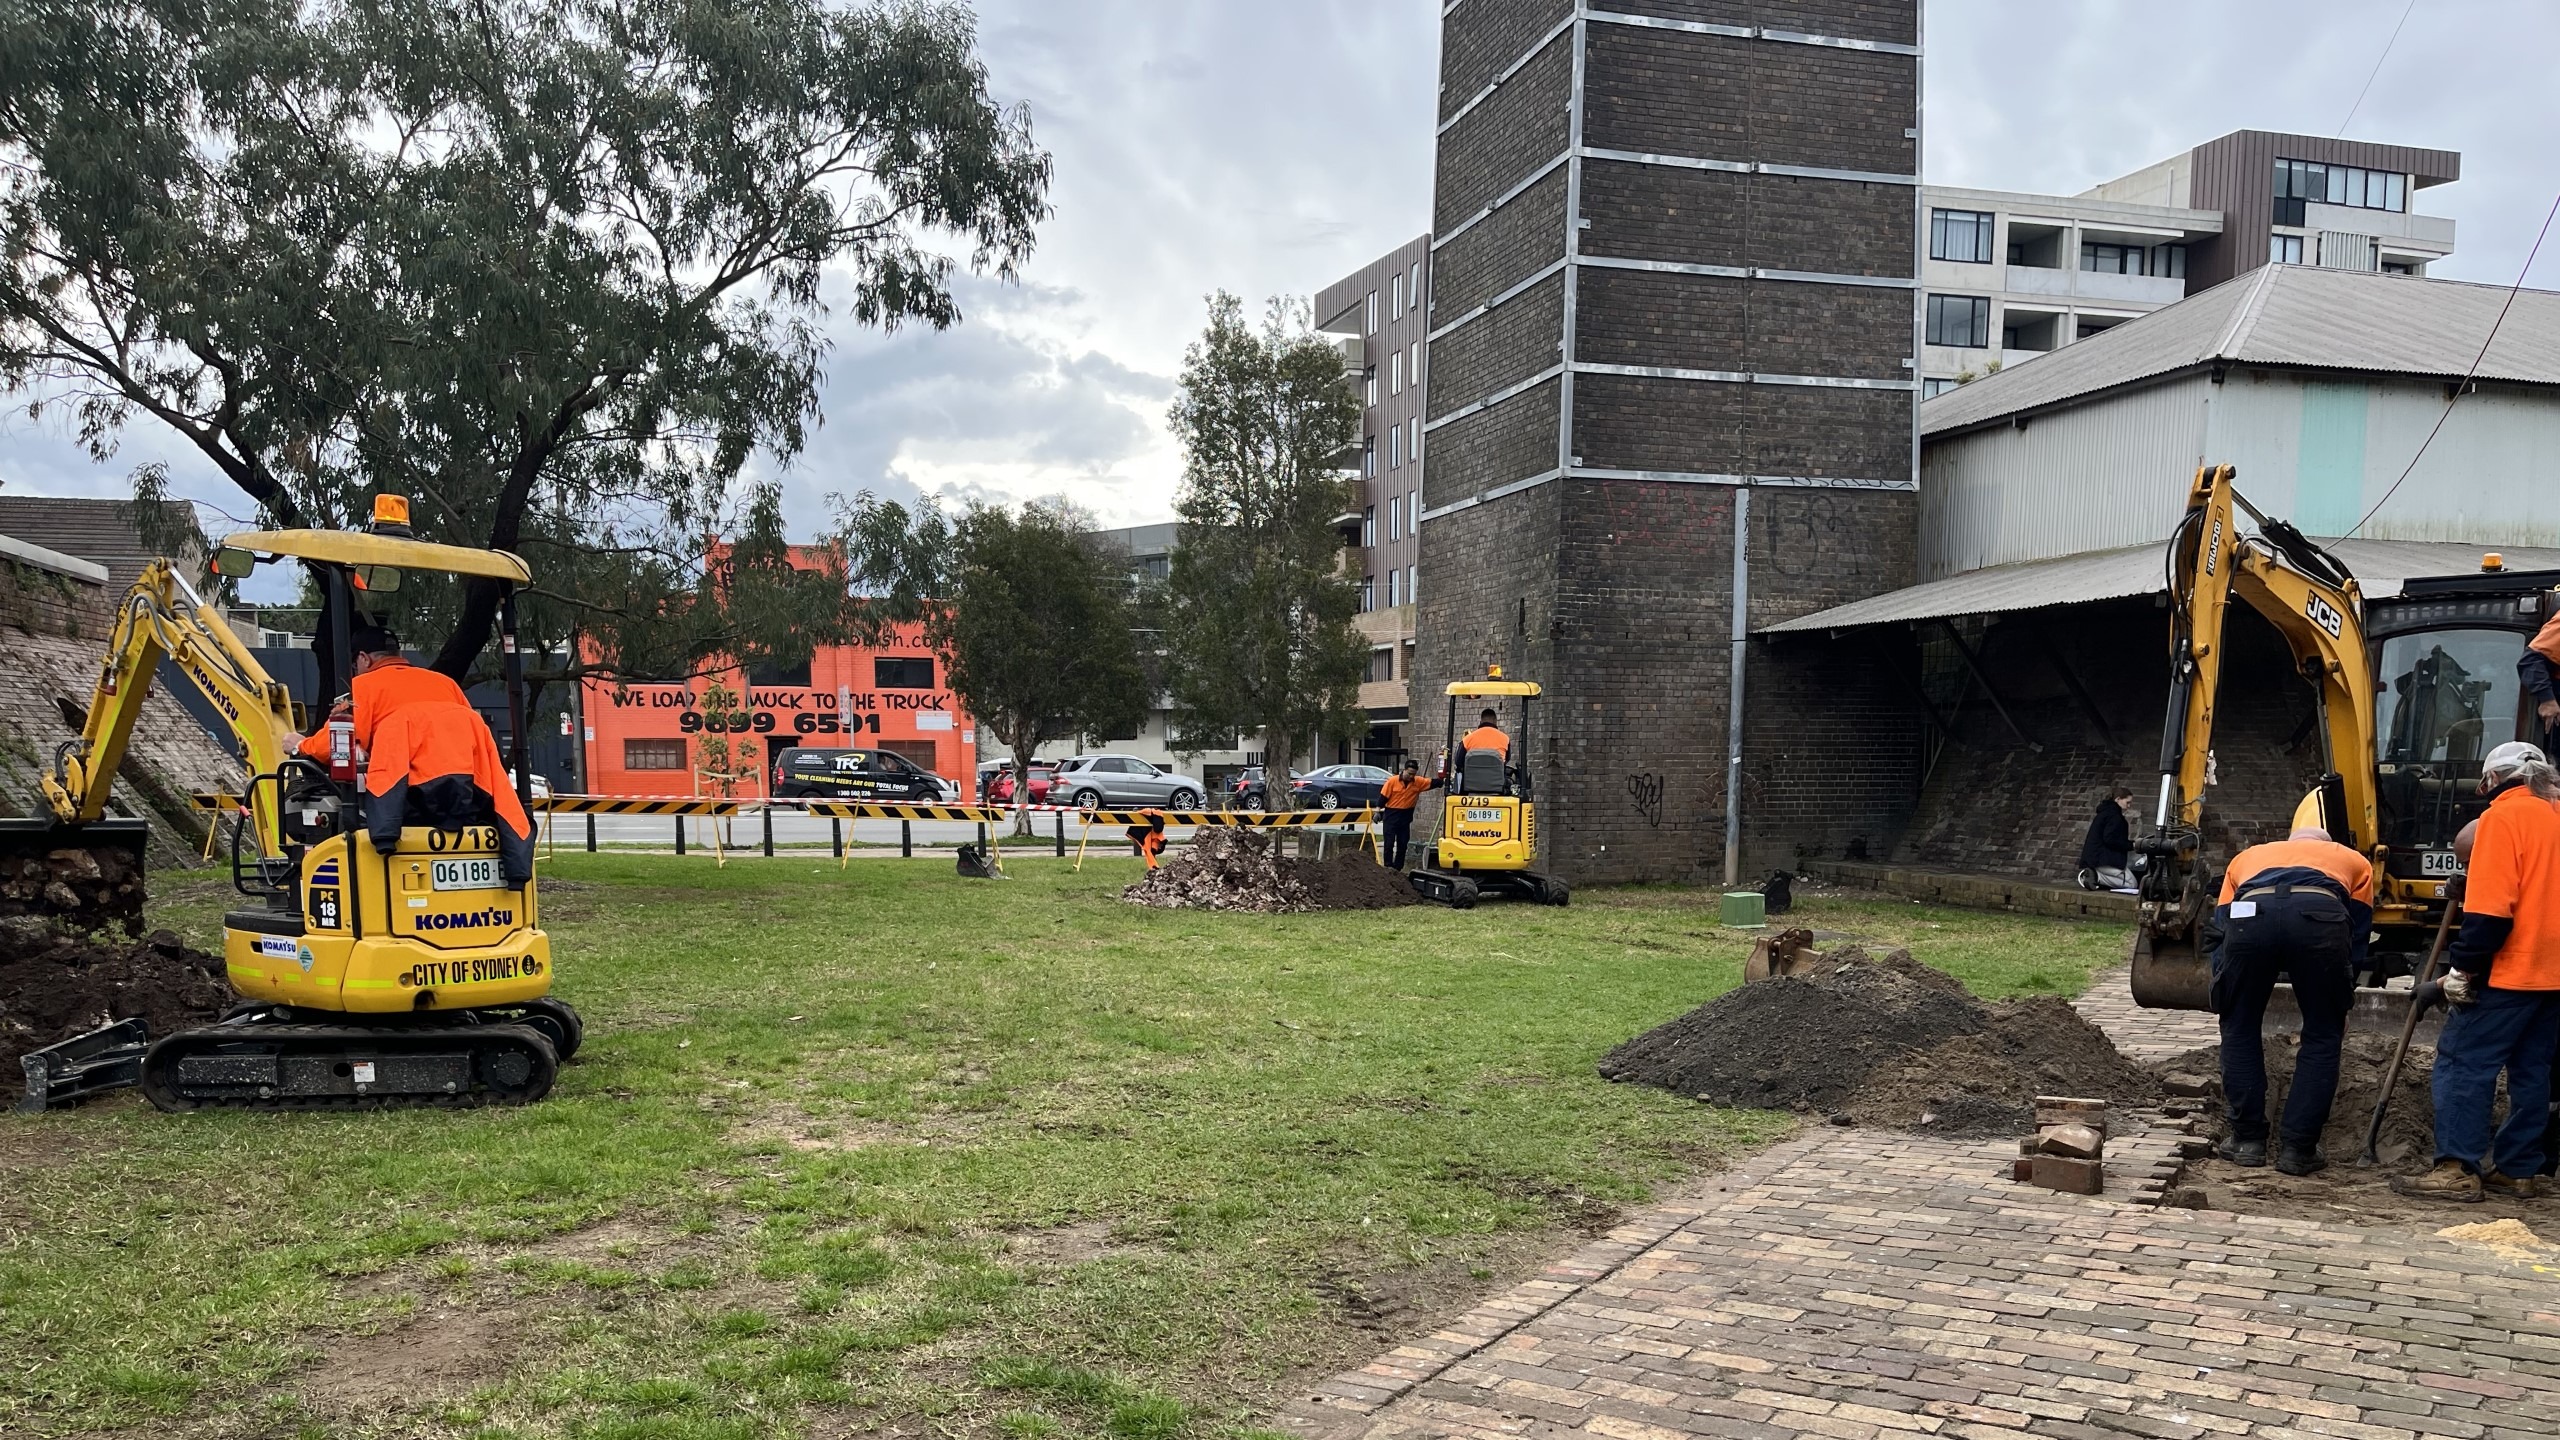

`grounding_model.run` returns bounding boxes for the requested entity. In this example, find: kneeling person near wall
[2208,825,2373,1175]
[2396,741,2560,1203]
